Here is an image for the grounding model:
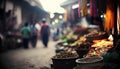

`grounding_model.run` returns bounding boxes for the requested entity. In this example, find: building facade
[0,0,49,32]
